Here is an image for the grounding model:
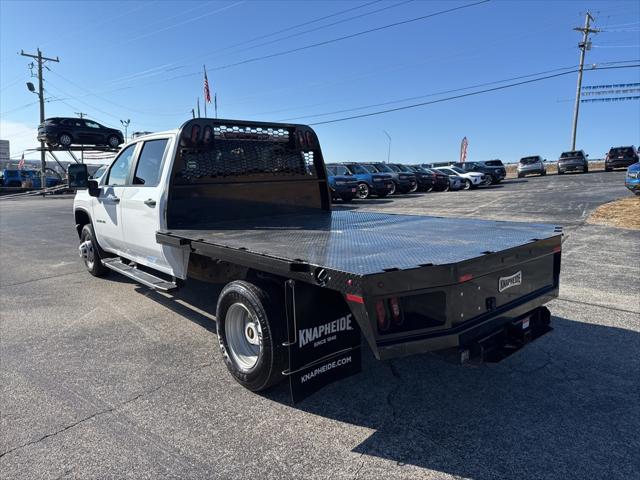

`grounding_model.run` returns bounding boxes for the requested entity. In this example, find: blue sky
[1,0,639,163]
